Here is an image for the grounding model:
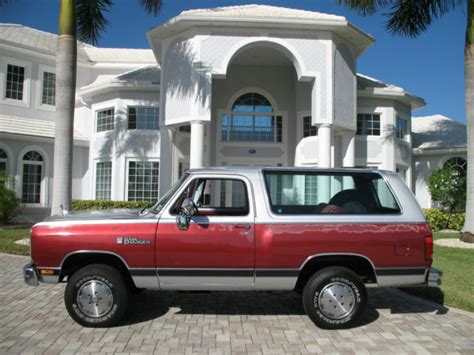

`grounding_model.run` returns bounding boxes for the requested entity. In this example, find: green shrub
[72,200,151,211]
[423,208,465,231]
[428,165,466,213]
[0,175,21,225]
